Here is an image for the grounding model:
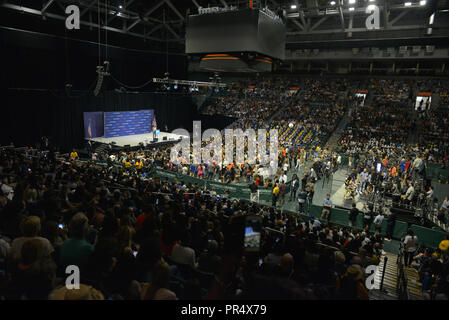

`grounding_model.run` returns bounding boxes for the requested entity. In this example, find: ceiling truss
[1,0,449,47]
